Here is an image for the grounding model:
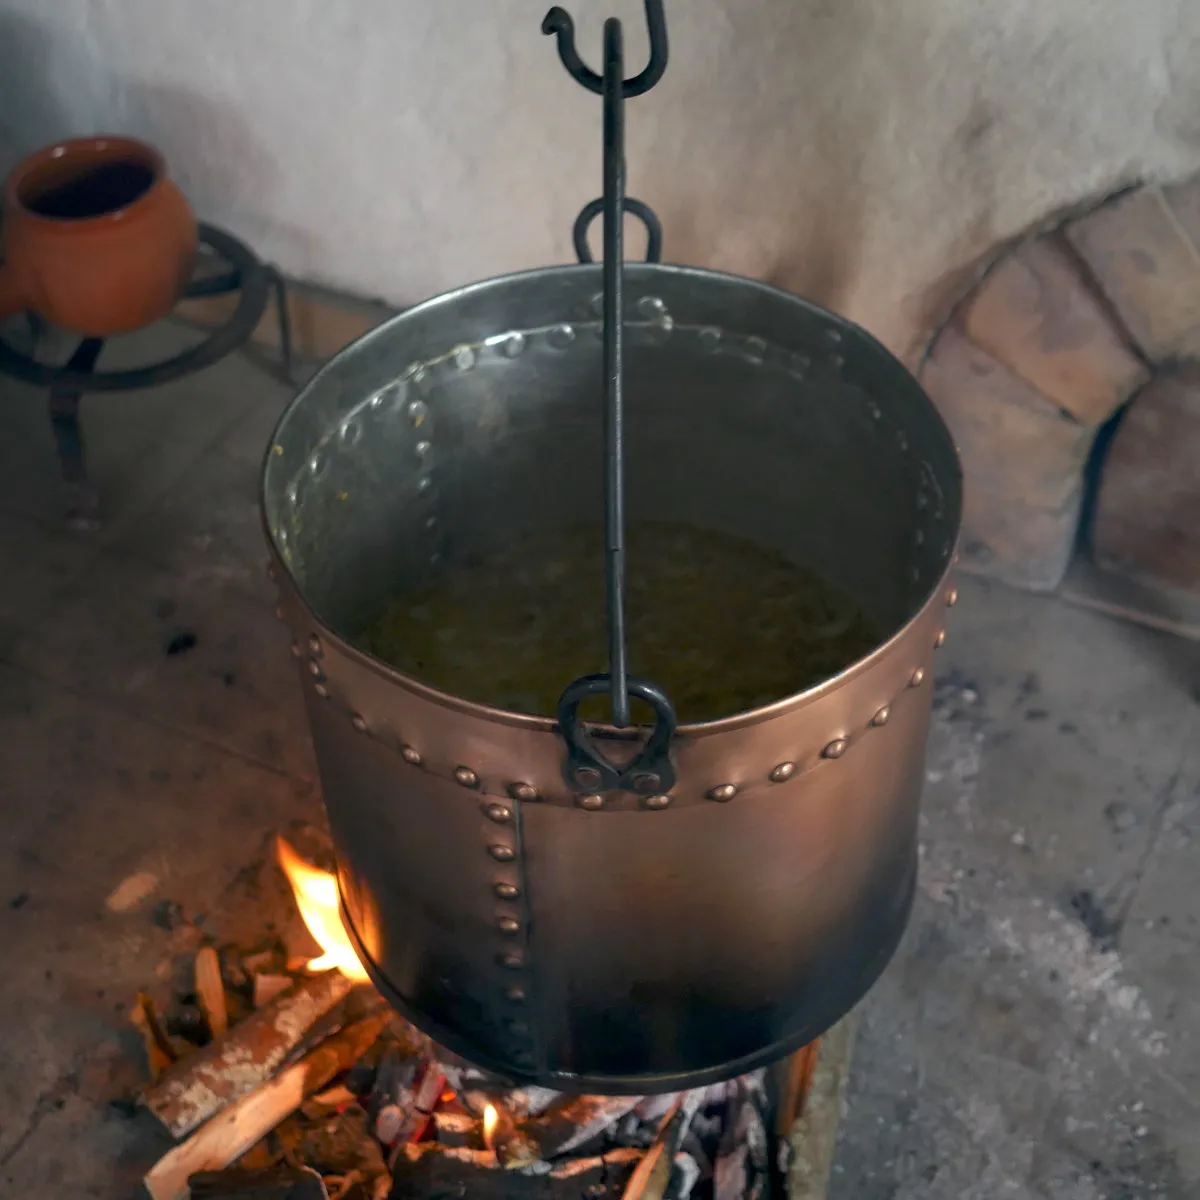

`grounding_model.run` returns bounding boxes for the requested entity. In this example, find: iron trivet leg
[49,337,105,531]
[266,265,295,384]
